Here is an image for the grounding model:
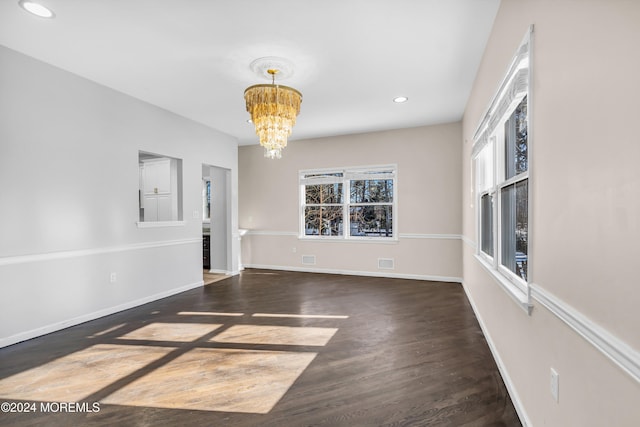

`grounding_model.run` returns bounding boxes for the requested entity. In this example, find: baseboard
[207,269,241,276]
[243,264,462,283]
[0,280,204,349]
[461,280,532,427]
